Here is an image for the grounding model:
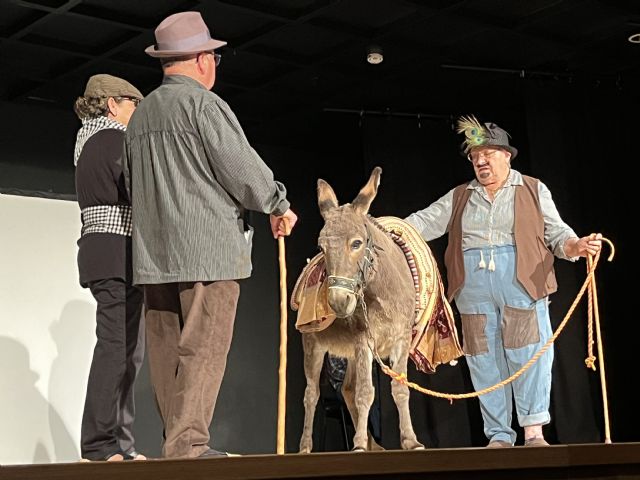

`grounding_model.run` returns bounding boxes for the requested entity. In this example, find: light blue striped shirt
[405,169,578,261]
